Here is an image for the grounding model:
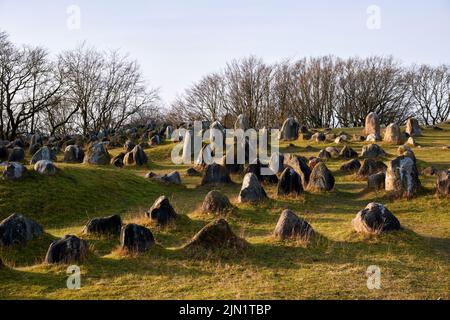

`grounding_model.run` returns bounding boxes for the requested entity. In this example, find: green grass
[0,124,449,300]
